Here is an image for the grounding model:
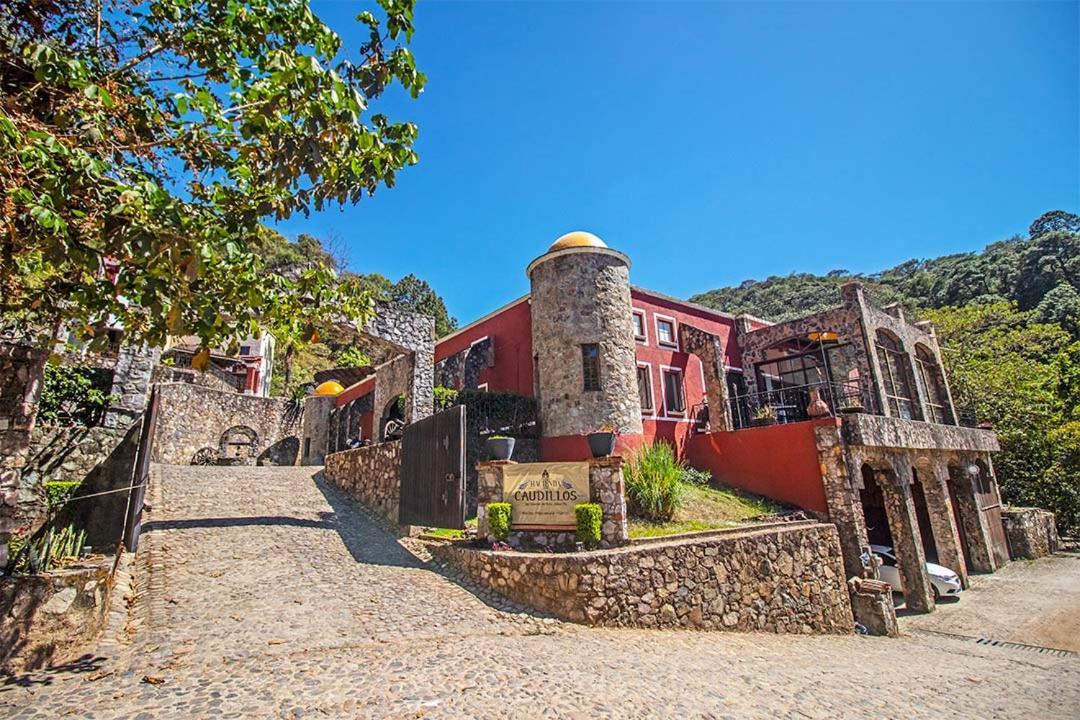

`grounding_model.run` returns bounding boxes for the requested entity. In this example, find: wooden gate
[123,386,159,551]
[399,405,466,529]
[975,469,1010,567]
